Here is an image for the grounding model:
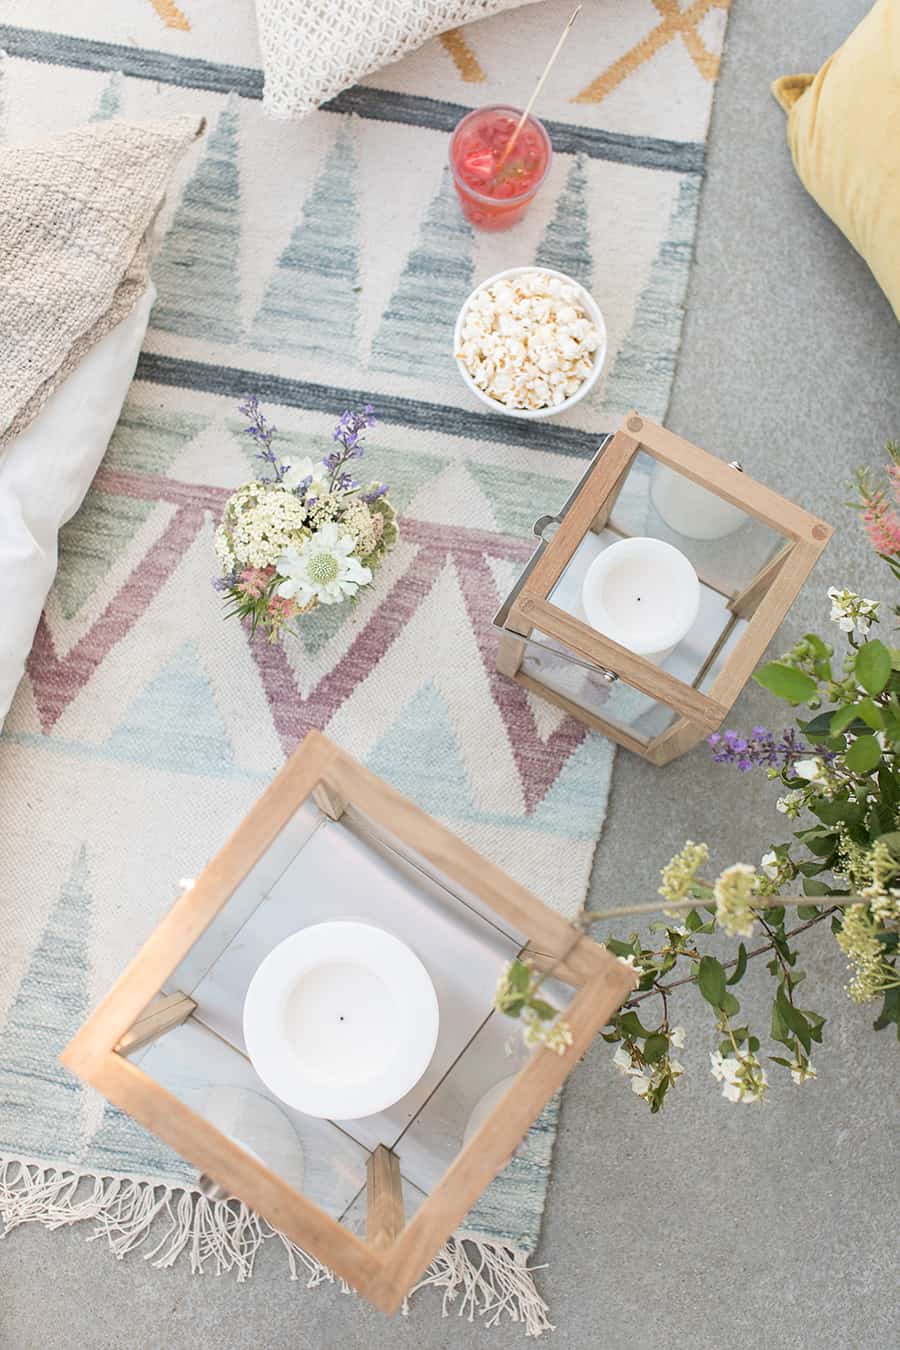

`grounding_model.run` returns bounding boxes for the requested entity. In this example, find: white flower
[709,1051,740,1083]
[709,1049,766,1103]
[630,1074,651,1098]
[669,1025,686,1049]
[761,850,779,879]
[714,862,758,938]
[280,455,326,494]
[776,788,806,817]
[613,1045,633,1073]
[794,757,828,784]
[827,586,879,636]
[616,953,639,974]
[277,522,372,606]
